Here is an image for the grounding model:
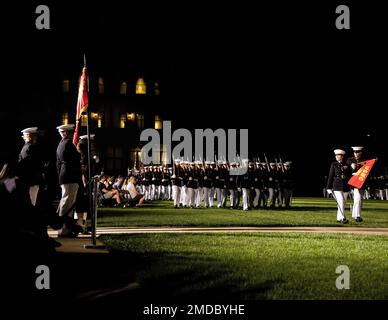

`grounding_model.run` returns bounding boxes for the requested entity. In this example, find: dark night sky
[1,1,387,195]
